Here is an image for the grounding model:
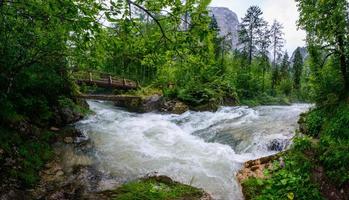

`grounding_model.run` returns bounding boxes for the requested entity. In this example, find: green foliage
[0,0,97,188]
[277,78,293,96]
[293,136,313,152]
[0,128,54,186]
[293,48,304,90]
[322,104,349,140]
[242,151,323,200]
[308,58,344,105]
[106,178,203,200]
[319,136,349,185]
[296,0,349,100]
[303,108,325,138]
[239,6,266,64]
[300,103,349,186]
